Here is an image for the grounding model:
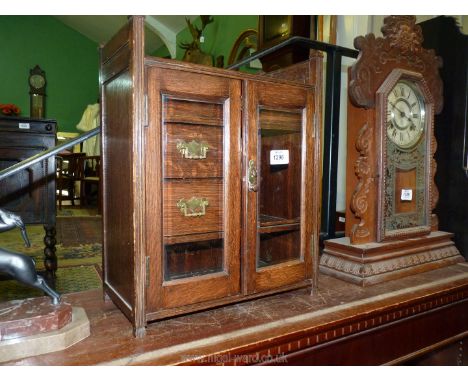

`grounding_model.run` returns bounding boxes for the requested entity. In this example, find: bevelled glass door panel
[244,80,314,294]
[162,96,225,281]
[145,67,241,312]
[257,108,303,268]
